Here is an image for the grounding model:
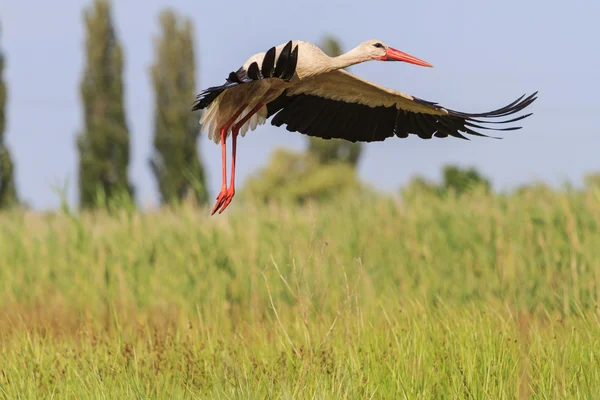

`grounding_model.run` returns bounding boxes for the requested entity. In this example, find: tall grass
[1,187,599,398]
